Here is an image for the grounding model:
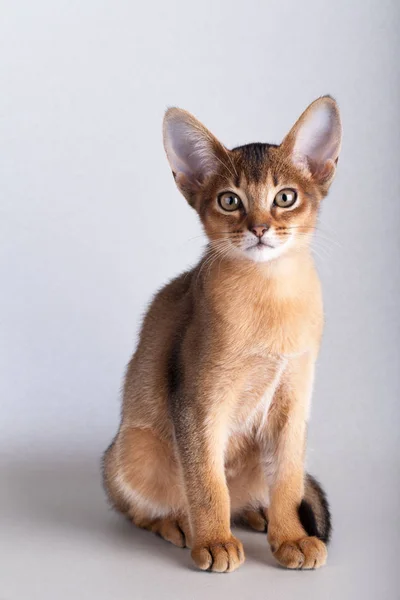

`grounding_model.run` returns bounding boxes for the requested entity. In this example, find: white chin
[243,244,284,263]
